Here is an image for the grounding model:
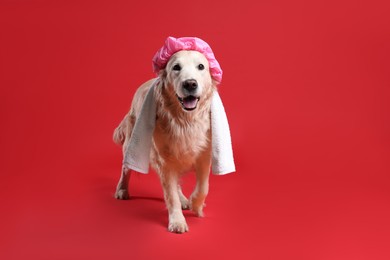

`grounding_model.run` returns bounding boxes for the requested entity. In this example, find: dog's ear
[211,79,219,91]
[158,69,168,87]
